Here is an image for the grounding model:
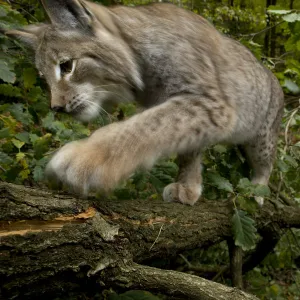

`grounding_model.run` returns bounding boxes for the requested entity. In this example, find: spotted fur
[4,0,284,205]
